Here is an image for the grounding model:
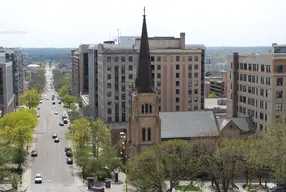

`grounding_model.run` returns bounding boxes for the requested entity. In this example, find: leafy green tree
[19,89,40,109]
[208,93,217,98]
[66,118,89,149]
[58,85,69,98]
[62,94,78,110]
[90,118,110,157]
[127,140,200,192]
[0,109,37,170]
